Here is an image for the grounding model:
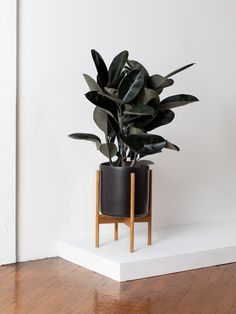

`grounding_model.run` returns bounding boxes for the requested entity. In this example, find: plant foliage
[69,50,198,167]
